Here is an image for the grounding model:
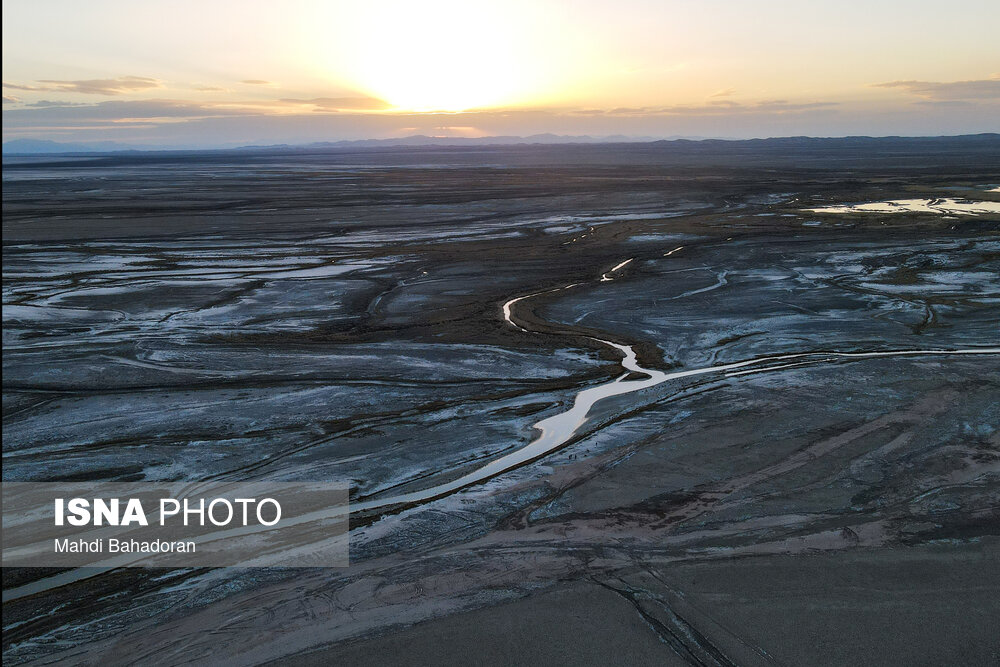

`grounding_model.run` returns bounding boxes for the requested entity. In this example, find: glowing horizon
[2,0,999,146]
